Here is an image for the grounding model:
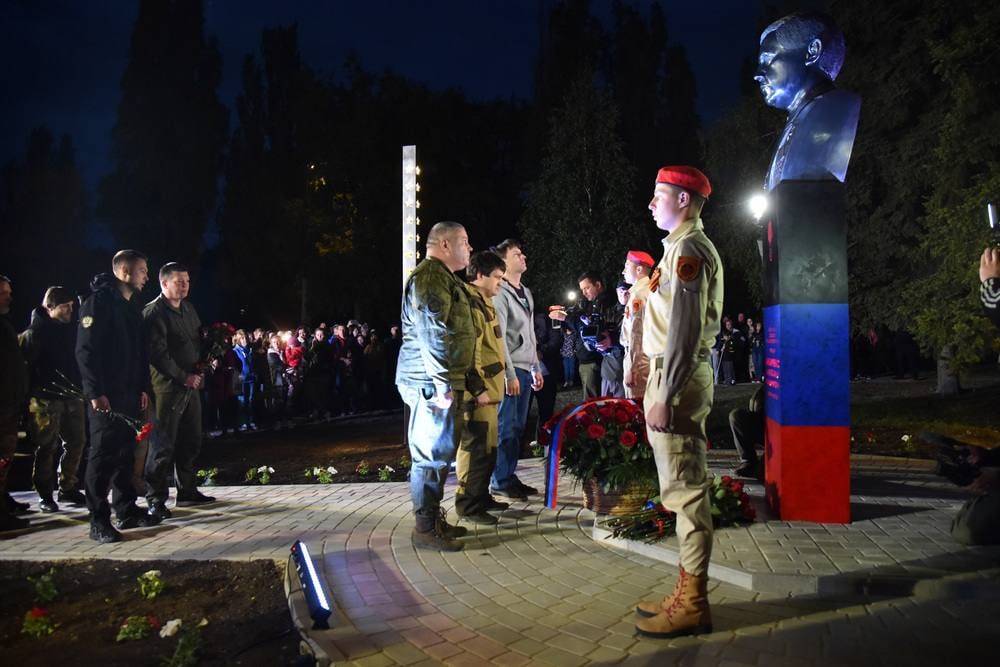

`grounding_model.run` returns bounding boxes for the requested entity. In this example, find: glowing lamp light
[566,290,577,302]
[748,193,769,221]
[290,540,331,629]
